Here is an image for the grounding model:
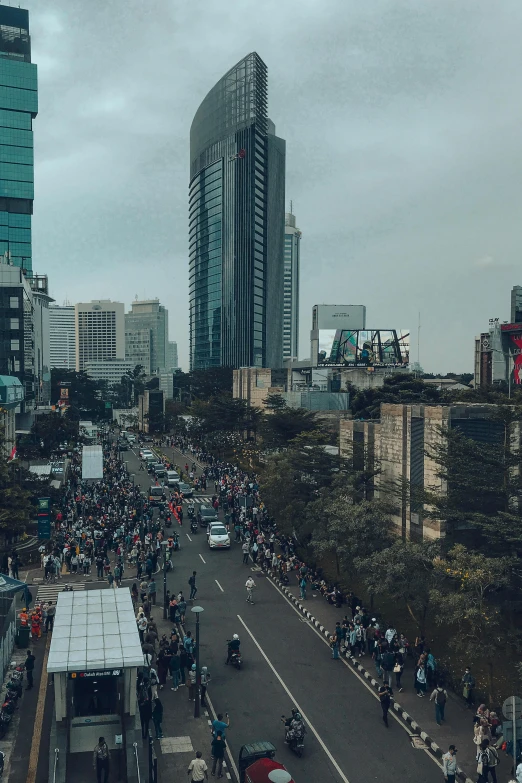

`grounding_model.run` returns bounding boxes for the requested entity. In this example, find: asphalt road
[123,441,444,783]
